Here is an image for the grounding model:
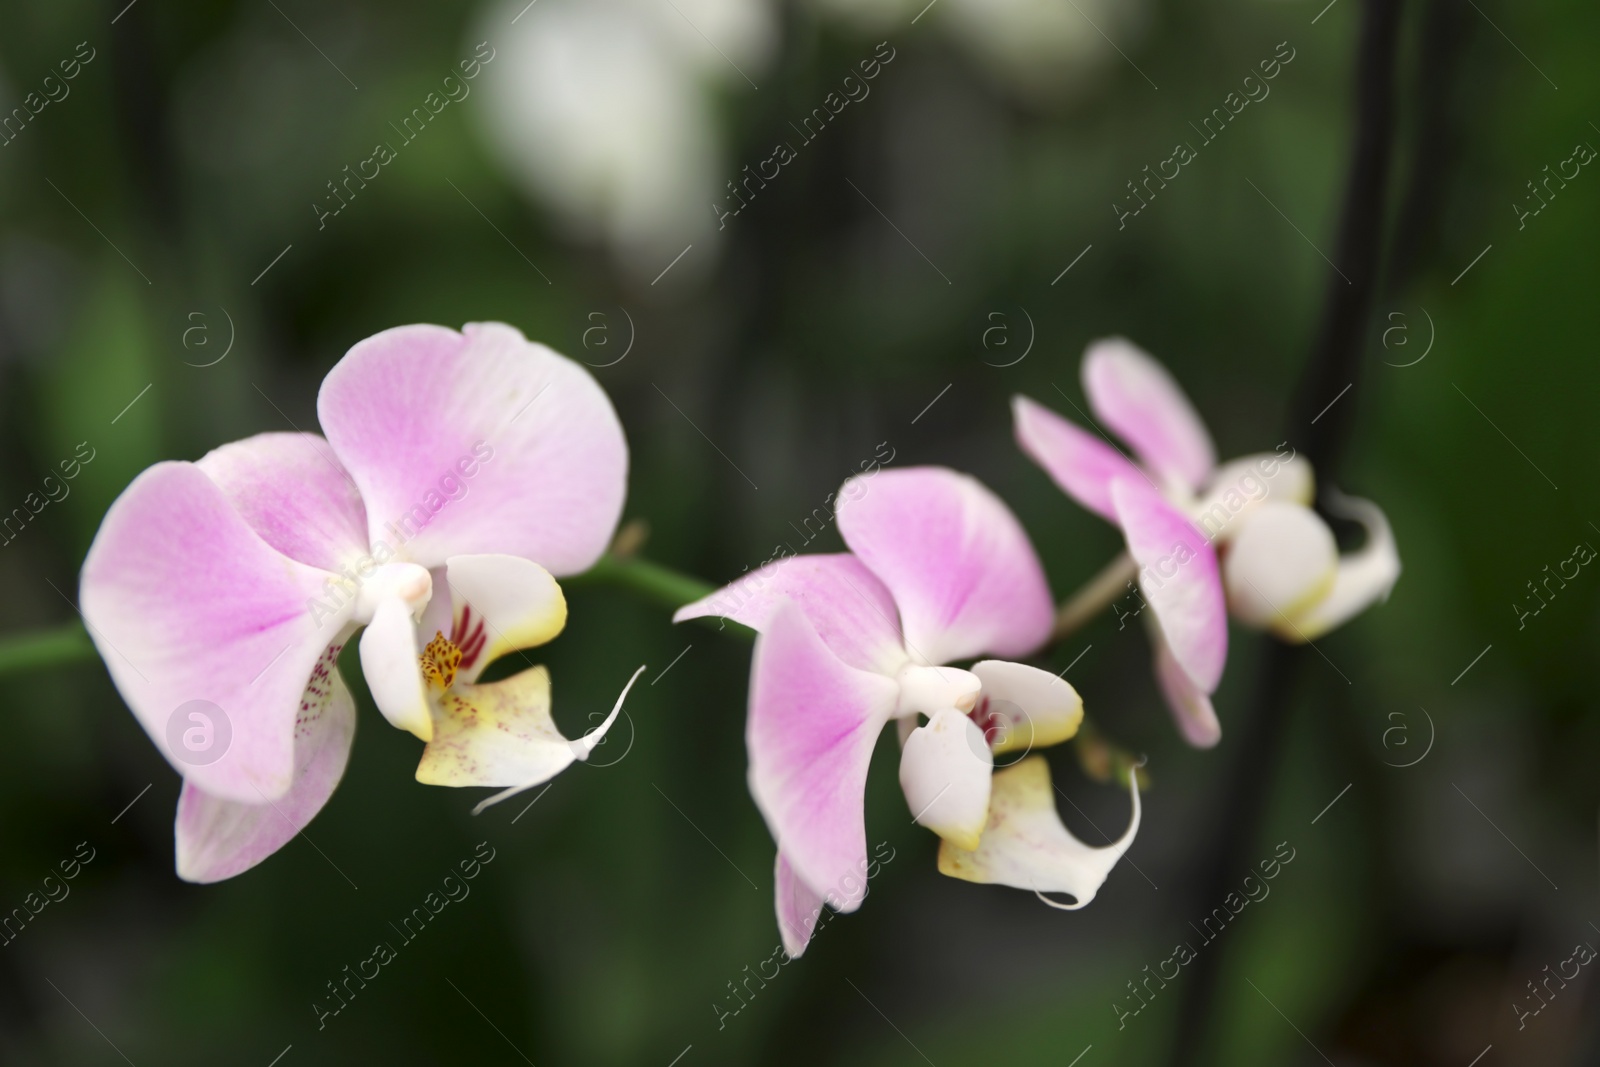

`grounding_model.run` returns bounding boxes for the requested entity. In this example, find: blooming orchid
[1013,337,1400,747]
[675,466,1138,957]
[80,323,640,883]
